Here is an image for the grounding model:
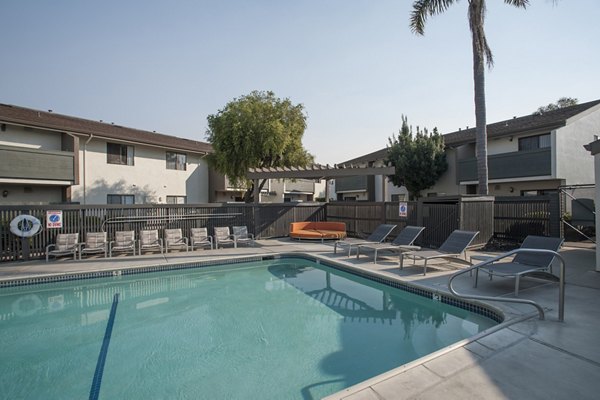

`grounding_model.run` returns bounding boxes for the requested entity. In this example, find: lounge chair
[400,230,479,275]
[356,225,425,263]
[190,228,213,250]
[473,235,564,296]
[233,226,255,247]
[164,229,189,252]
[214,227,236,249]
[109,231,136,257]
[139,229,163,255]
[333,224,396,257]
[80,232,108,259]
[46,233,79,262]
